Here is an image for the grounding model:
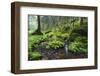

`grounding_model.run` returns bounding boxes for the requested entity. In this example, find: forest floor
[29,35,87,60]
[31,46,87,60]
[29,35,88,60]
